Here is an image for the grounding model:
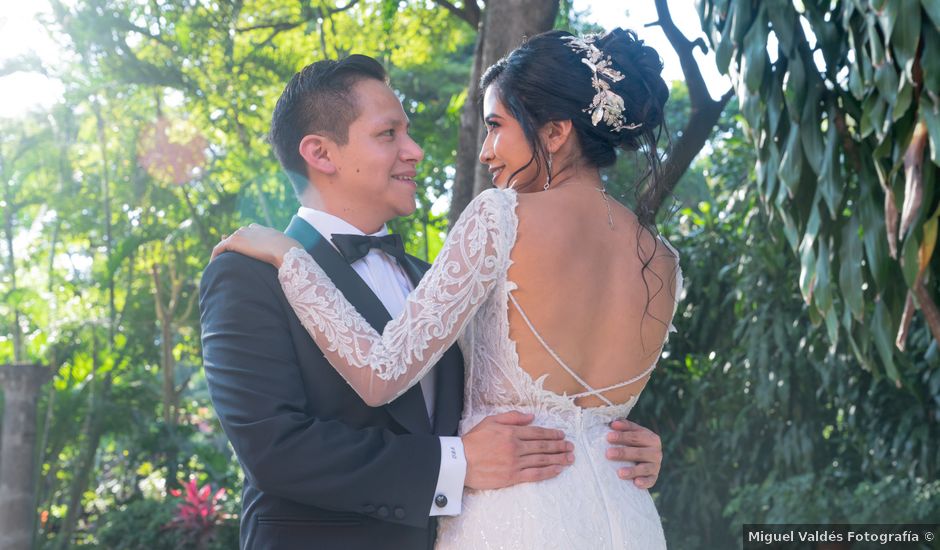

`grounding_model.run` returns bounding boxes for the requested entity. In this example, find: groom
[200,54,663,550]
